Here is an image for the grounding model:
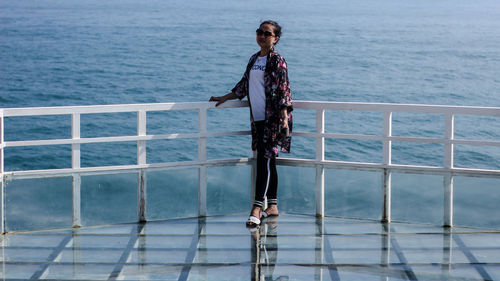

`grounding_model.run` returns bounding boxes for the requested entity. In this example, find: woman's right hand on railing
[209,95,227,107]
[209,92,237,107]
